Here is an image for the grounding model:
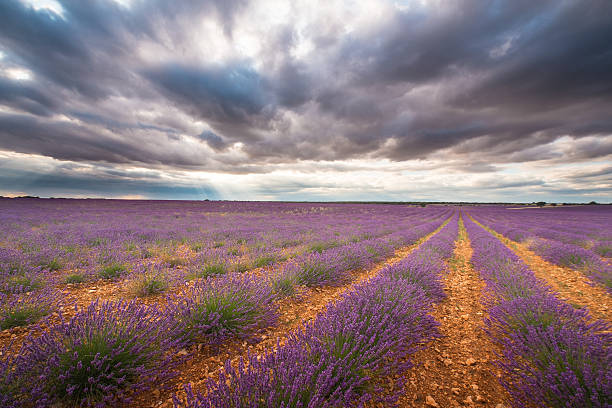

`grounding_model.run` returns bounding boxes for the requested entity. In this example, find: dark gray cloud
[198,130,230,151]
[0,77,58,116]
[143,62,273,127]
[0,113,210,166]
[0,0,610,200]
